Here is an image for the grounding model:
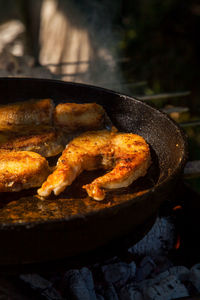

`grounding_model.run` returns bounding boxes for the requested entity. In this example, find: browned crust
[0,98,54,129]
[54,102,105,131]
[38,130,151,200]
[0,126,64,157]
[0,101,106,157]
[0,150,50,192]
